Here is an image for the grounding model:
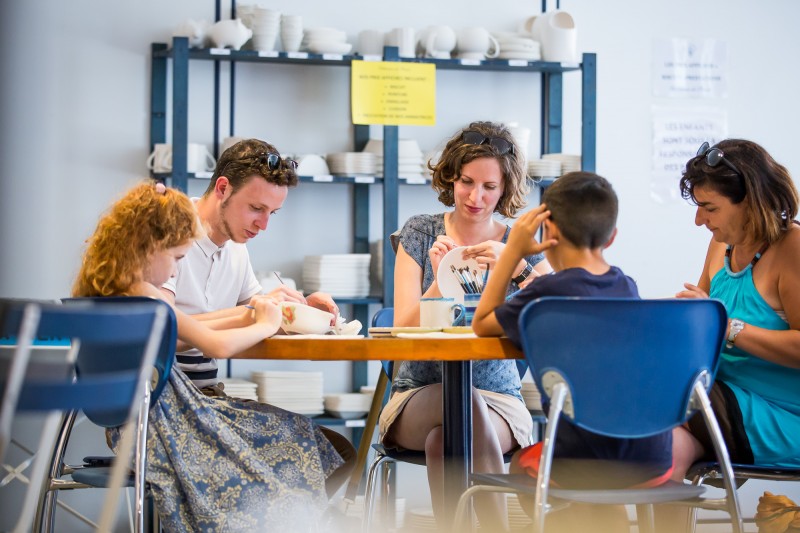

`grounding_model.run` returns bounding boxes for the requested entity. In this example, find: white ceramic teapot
[208,19,253,50]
